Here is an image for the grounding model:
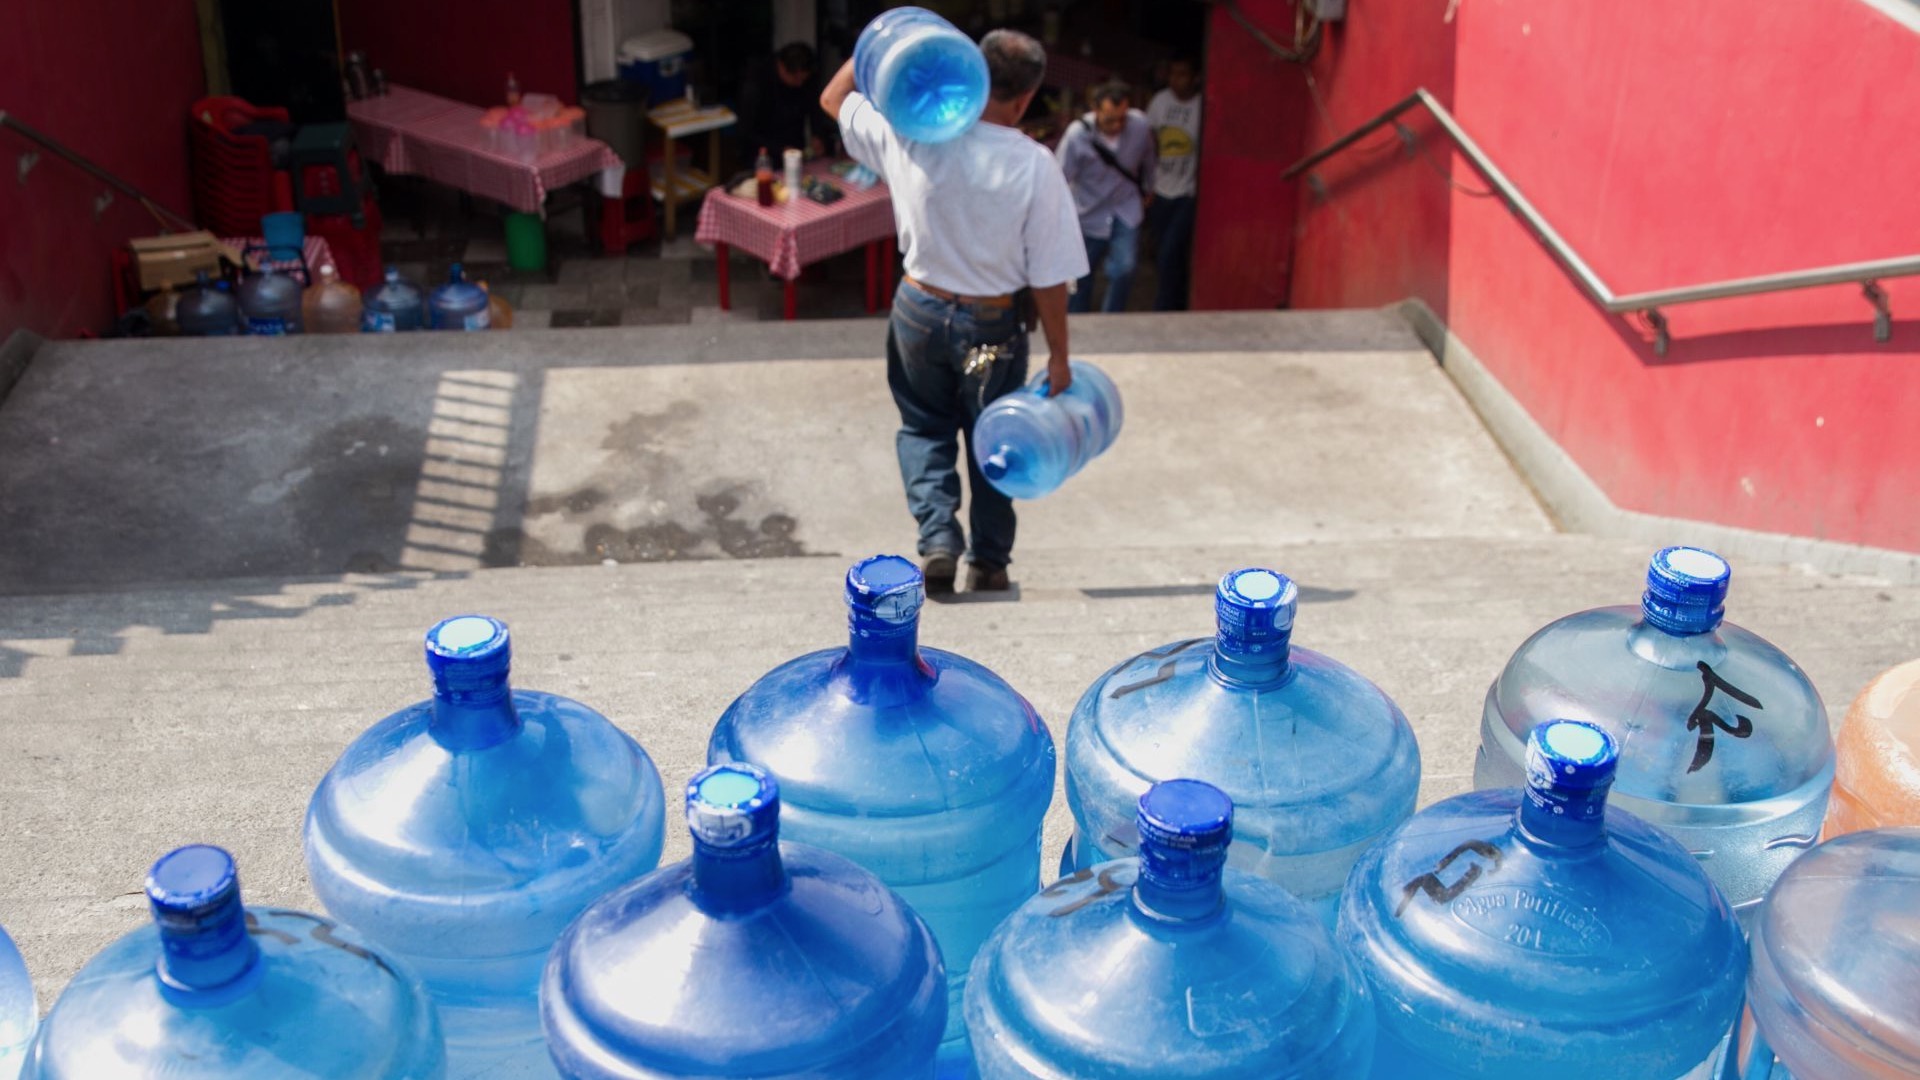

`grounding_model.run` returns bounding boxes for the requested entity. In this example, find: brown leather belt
[906,276,1015,308]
